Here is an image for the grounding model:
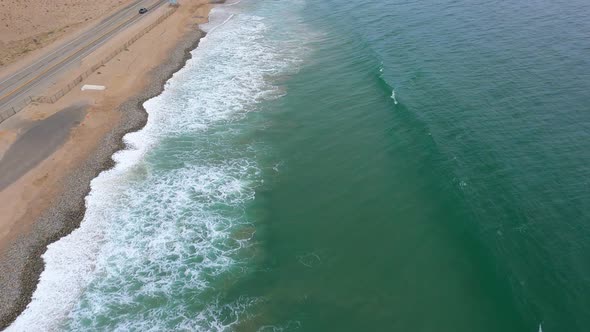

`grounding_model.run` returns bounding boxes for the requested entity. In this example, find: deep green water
[11,0,590,331]
[235,0,590,330]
